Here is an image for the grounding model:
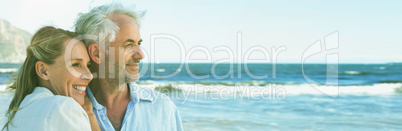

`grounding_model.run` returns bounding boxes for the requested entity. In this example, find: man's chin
[124,72,140,83]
